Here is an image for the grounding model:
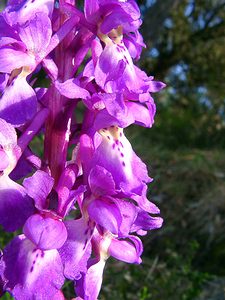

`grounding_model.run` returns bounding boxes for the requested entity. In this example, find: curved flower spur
[0,0,165,299]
